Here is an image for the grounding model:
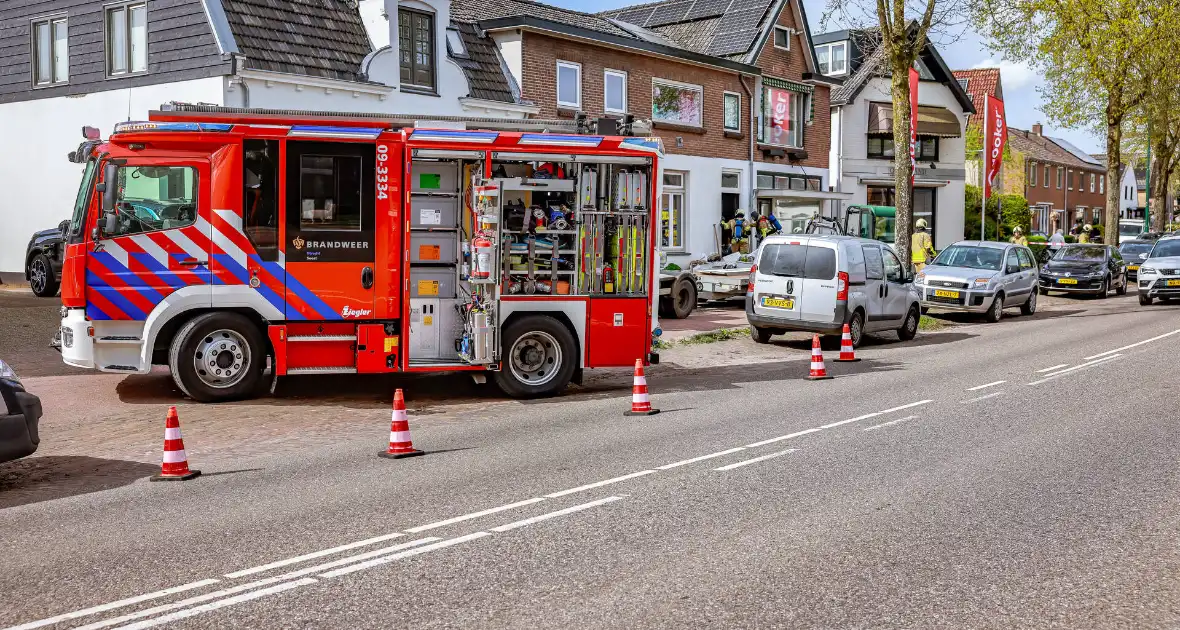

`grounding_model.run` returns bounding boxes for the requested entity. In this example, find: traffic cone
[807,334,833,380]
[150,406,201,481]
[624,359,660,416]
[379,389,424,459]
[835,324,860,362]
